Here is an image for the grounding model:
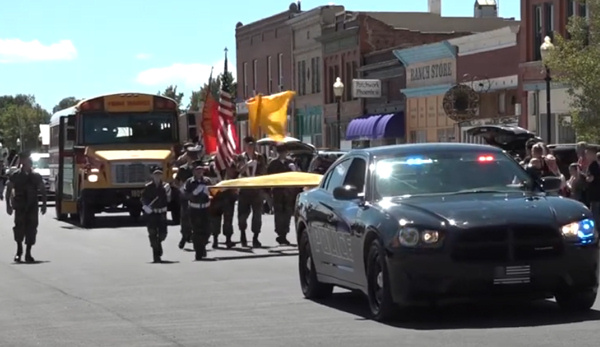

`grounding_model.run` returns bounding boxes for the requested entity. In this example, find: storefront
[393,41,458,142]
[295,106,323,147]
